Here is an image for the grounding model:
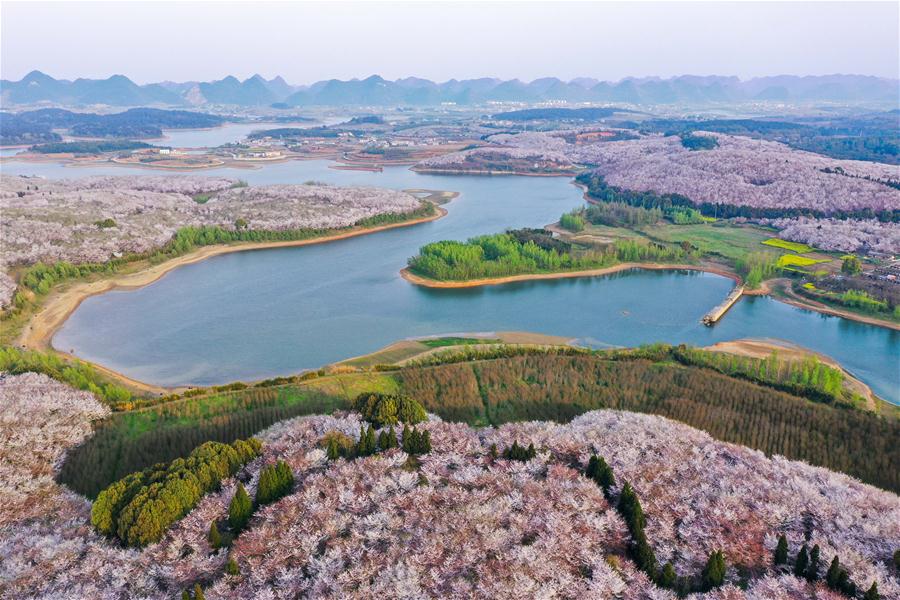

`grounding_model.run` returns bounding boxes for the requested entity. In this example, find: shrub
[842,255,863,275]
